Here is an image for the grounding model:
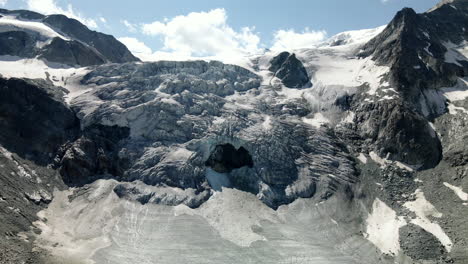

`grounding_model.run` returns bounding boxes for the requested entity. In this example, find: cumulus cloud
[117,37,202,62]
[118,37,152,55]
[122,20,137,33]
[141,8,261,58]
[0,0,7,7]
[26,0,98,28]
[271,28,327,51]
